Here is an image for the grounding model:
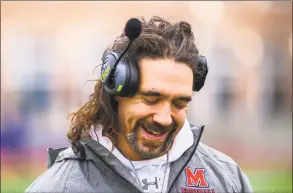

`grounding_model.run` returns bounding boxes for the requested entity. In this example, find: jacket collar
[166,124,204,192]
[54,123,205,193]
